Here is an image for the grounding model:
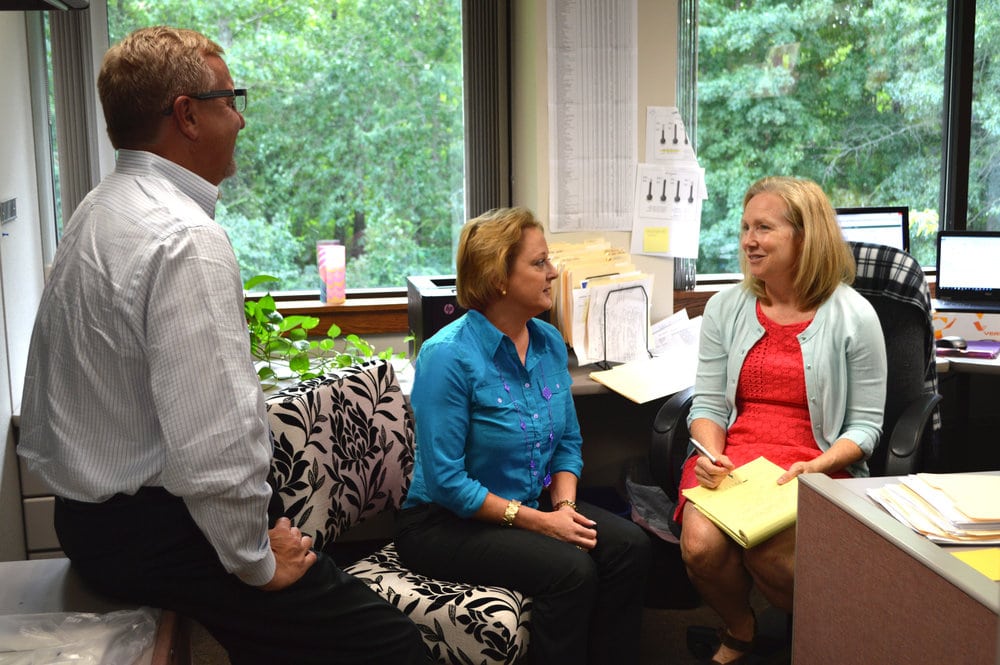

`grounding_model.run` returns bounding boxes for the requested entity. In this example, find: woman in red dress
[677,176,888,664]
